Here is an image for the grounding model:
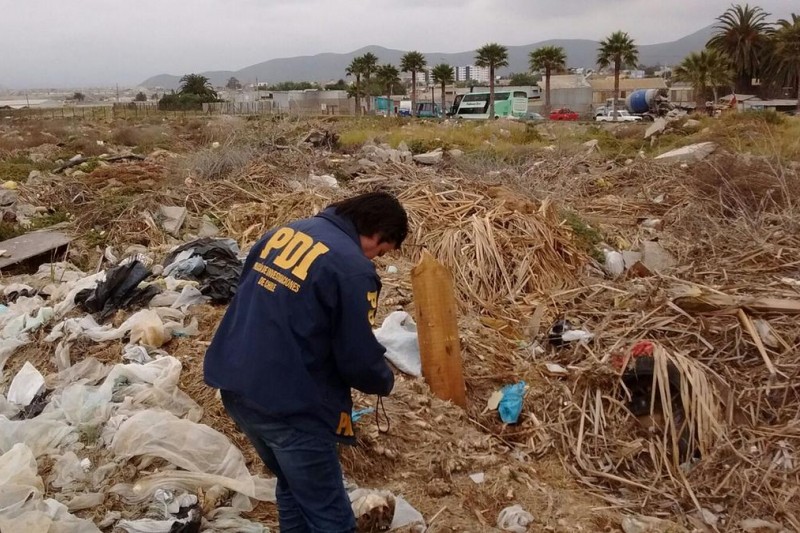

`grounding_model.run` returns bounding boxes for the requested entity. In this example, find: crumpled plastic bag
[374,311,421,377]
[205,507,270,532]
[498,381,526,424]
[497,504,534,532]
